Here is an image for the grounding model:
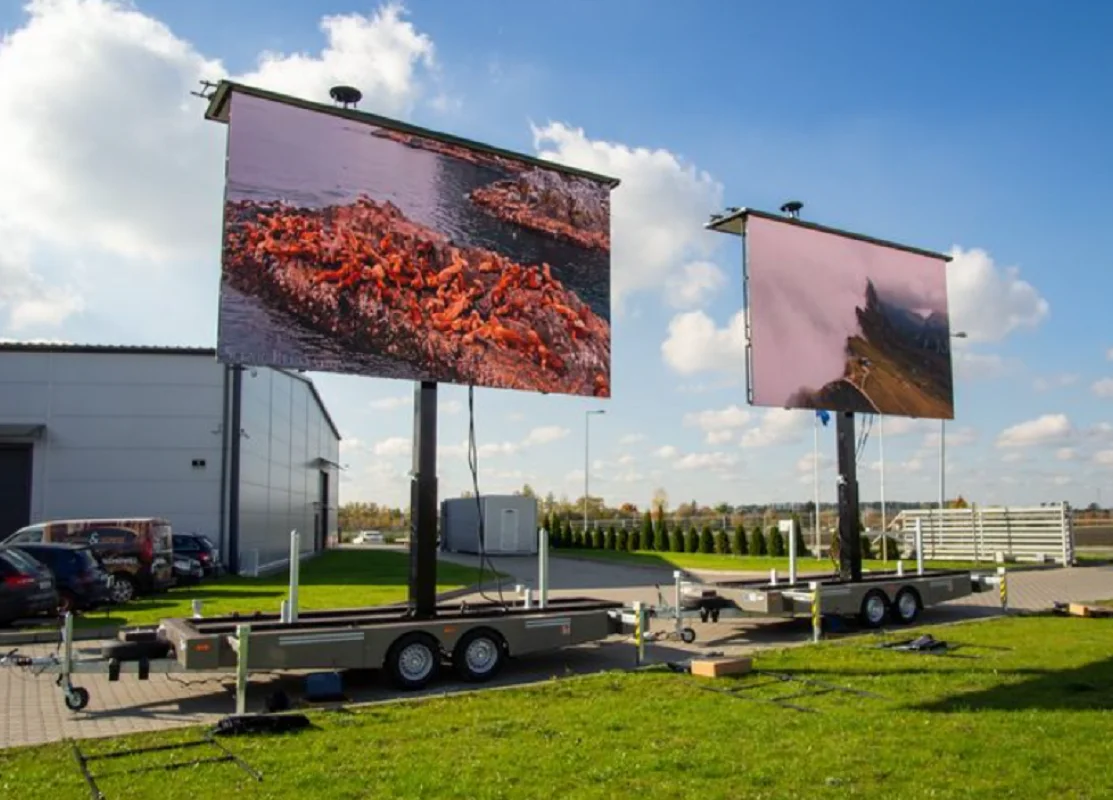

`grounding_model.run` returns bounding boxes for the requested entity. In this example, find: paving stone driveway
[1,562,1109,750]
